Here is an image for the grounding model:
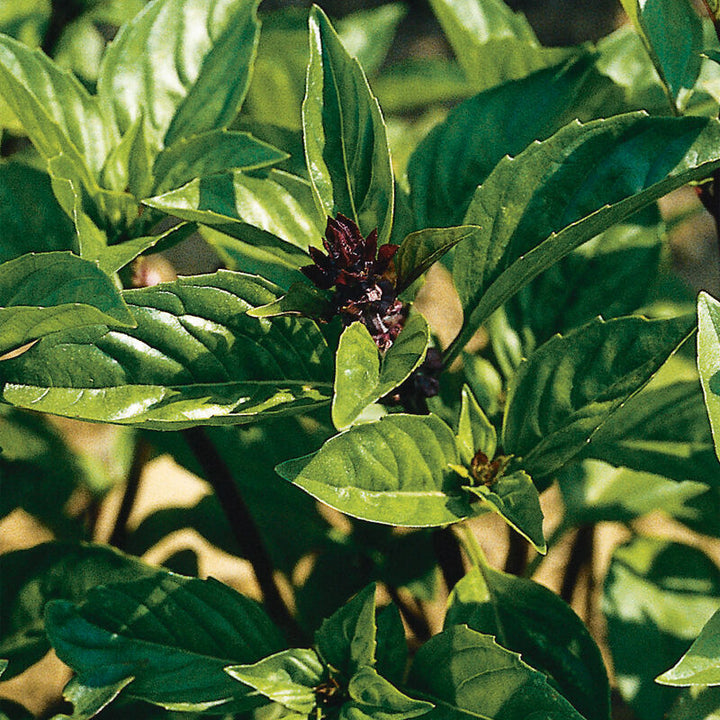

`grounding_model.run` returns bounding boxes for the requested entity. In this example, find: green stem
[109,436,150,550]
